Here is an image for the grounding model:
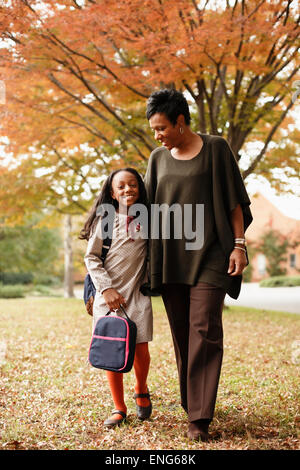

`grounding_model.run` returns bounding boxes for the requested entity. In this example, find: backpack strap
[100,239,112,263]
[83,211,115,314]
[99,210,115,263]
